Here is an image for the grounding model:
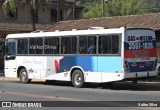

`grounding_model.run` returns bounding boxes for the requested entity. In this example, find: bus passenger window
[99,35,119,54]
[79,37,87,54]
[112,35,119,54]
[61,37,77,54]
[79,45,85,54]
[88,37,96,54]
[17,39,28,54]
[44,38,59,54]
[29,38,43,54]
[79,36,96,54]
